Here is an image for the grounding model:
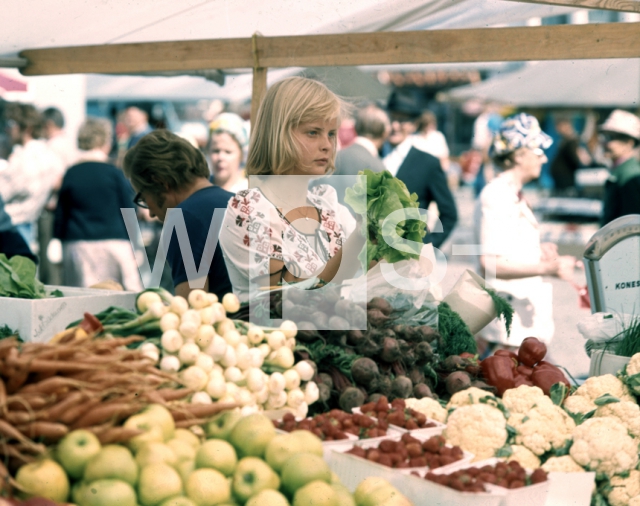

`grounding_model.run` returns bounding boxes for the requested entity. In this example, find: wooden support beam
[20,22,640,76]
[251,67,268,127]
[505,0,640,13]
